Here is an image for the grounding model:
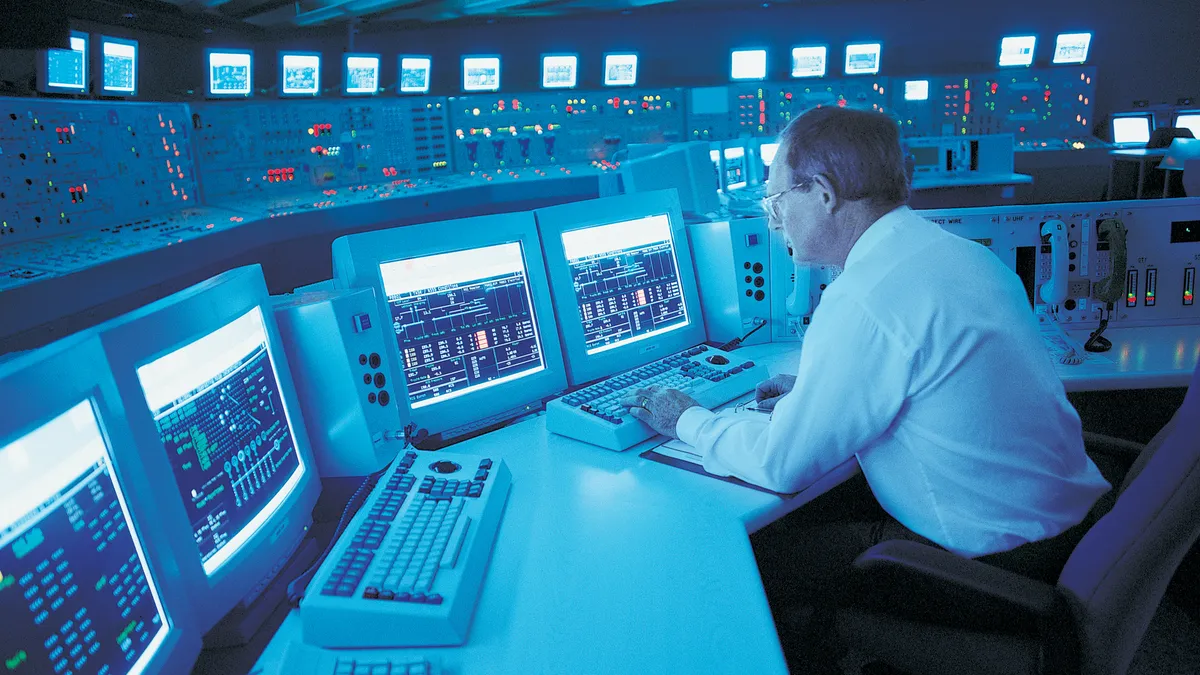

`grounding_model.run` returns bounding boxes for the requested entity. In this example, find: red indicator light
[837,99,847,108]
[613,99,620,109]
[759,101,766,112]
[1021,96,1028,102]
[1020,126,1026,132]
[964,91,971,102]
[565,105,573,113]
[785,92,792,100]
[642,102,649,110]
[964,103,970,115]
